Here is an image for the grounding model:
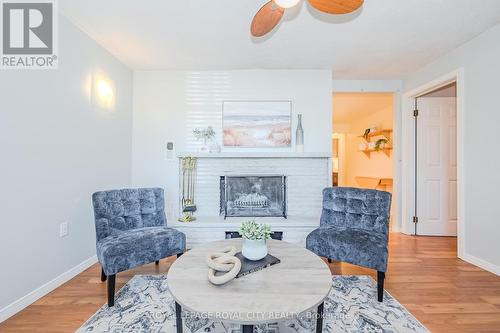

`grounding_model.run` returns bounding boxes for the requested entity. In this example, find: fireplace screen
[220,175,287,218]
